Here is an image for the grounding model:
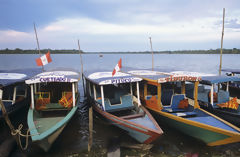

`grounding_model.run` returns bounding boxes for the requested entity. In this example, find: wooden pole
[149,37,154,71]
[219,8,225,76]
[78,40,84,76]
[88,106,93,152]
[0,99,23,152]
[33,23,44,72]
